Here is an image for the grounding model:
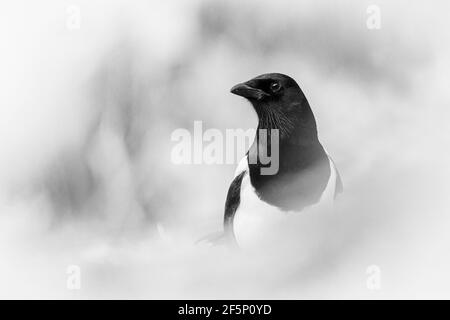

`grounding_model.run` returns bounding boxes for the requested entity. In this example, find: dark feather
[223,171,246,241]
